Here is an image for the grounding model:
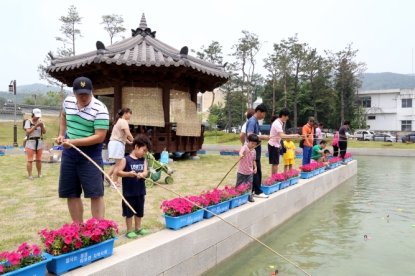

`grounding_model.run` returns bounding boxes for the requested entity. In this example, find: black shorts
[58,155,104,198]
[268,144,280,165]
[122,196,145,218]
